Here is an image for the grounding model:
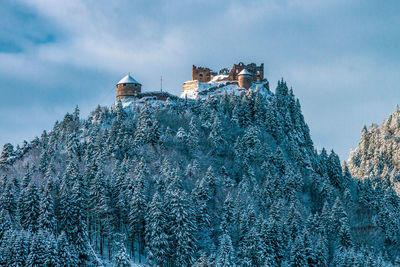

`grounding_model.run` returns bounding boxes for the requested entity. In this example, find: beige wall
[182,80,199,92]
